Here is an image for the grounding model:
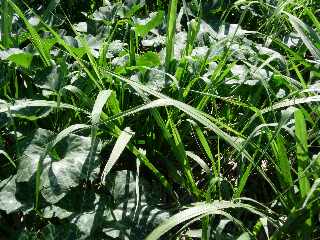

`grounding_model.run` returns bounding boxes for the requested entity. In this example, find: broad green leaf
[105,40,127,58]
[136,52,160,67]
[16,129,101,204]
[102,170,170,239]
[237,232,250,240]
[7,0,51,66]
[40,170,170,239]
[0,176,22,213]
[134,11,164,37]
[0,48,32,68]
[7,52,33,68]
[34,60,68,92]
[61,85,93,106]
[92,4,119,21]
[41,20,103,90]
